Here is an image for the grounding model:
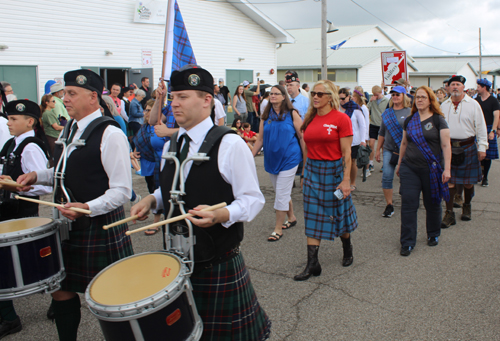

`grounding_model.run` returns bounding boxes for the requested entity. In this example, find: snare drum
[85,252,203,341]
[0,217,65,300]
